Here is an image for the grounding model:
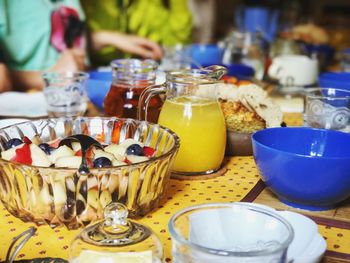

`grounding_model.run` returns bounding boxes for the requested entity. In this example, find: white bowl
[180,202,327,263]
[246,204,327,263]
